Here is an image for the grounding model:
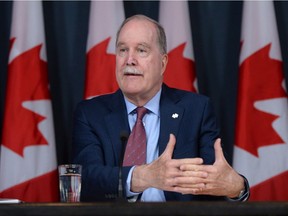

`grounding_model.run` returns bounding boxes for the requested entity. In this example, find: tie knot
[136,107,147,121]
